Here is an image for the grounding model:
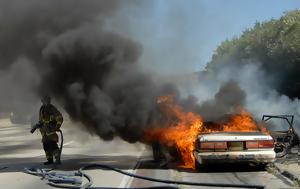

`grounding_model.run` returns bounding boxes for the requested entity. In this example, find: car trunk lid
[198,132,273,142]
